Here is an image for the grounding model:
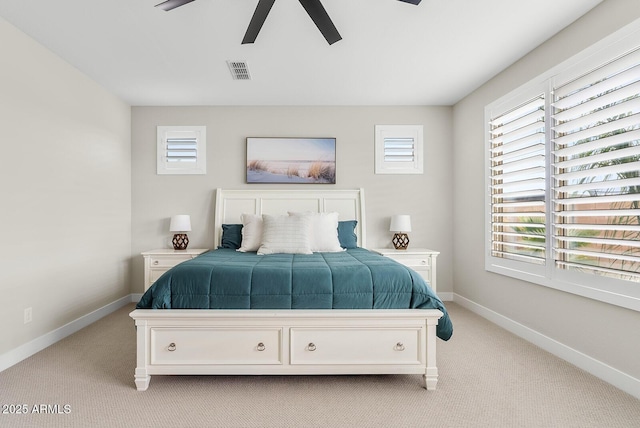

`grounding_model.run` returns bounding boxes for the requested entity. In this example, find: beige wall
[452,0,640,380]
[4,0,638,395]
[131,106,453,293]
[0,17,131,355]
